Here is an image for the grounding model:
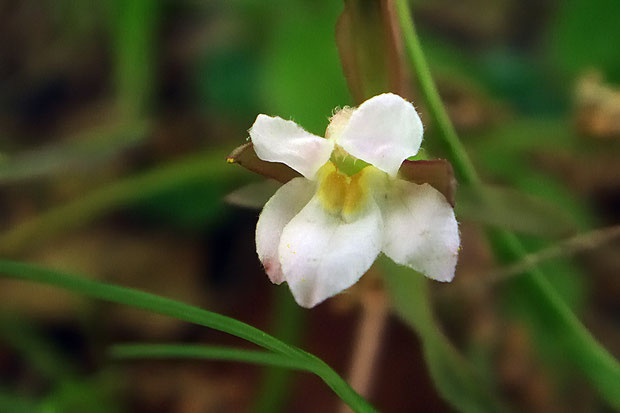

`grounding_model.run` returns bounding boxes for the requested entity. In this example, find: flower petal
[337,93,423,176]
[278,196,383,308]
[249,115,334,179]
[378,180,459,282]
[256,178,315,284]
